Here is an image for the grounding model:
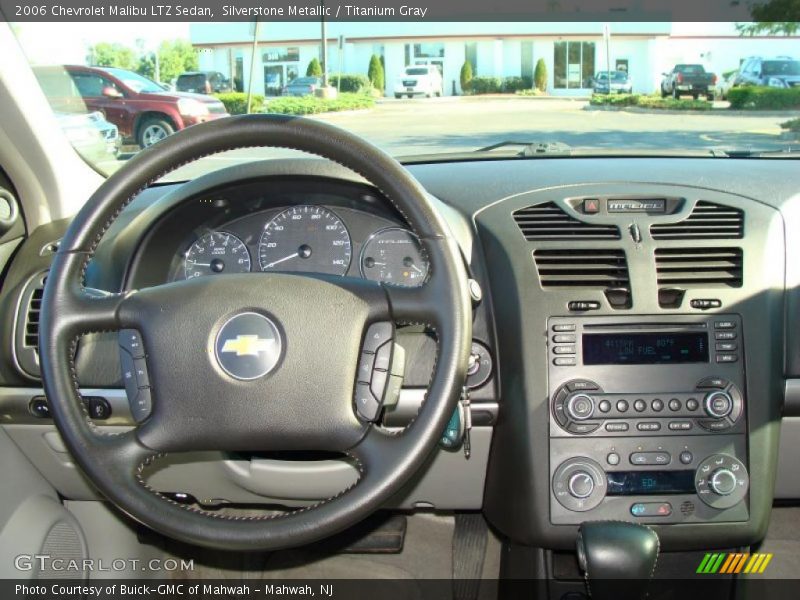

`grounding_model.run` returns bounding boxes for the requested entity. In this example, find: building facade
[190,22,800,96]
